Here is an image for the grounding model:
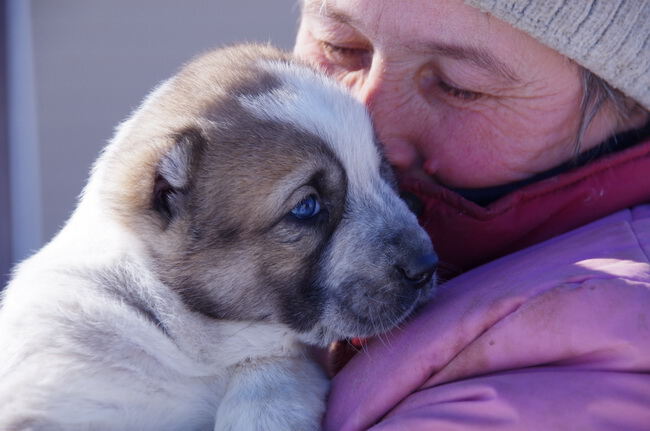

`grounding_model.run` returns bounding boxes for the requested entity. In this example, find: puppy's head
[98,44,436,346]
